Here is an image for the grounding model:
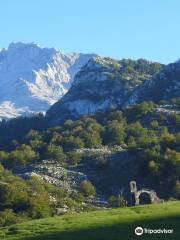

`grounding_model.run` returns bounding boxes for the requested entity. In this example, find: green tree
[108,195,127,207]
[127,136,136,148]
[46,144,65,163]
[7,144,38,167]
[66,151,82,165]
[148,160,160,176]
[80,180,96,197]
[104,121,125,145]
[0,209,23,227]
[85,132,102,148]
[150,120,159,129]
[61,136,84,151]
[28,193,52,219]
